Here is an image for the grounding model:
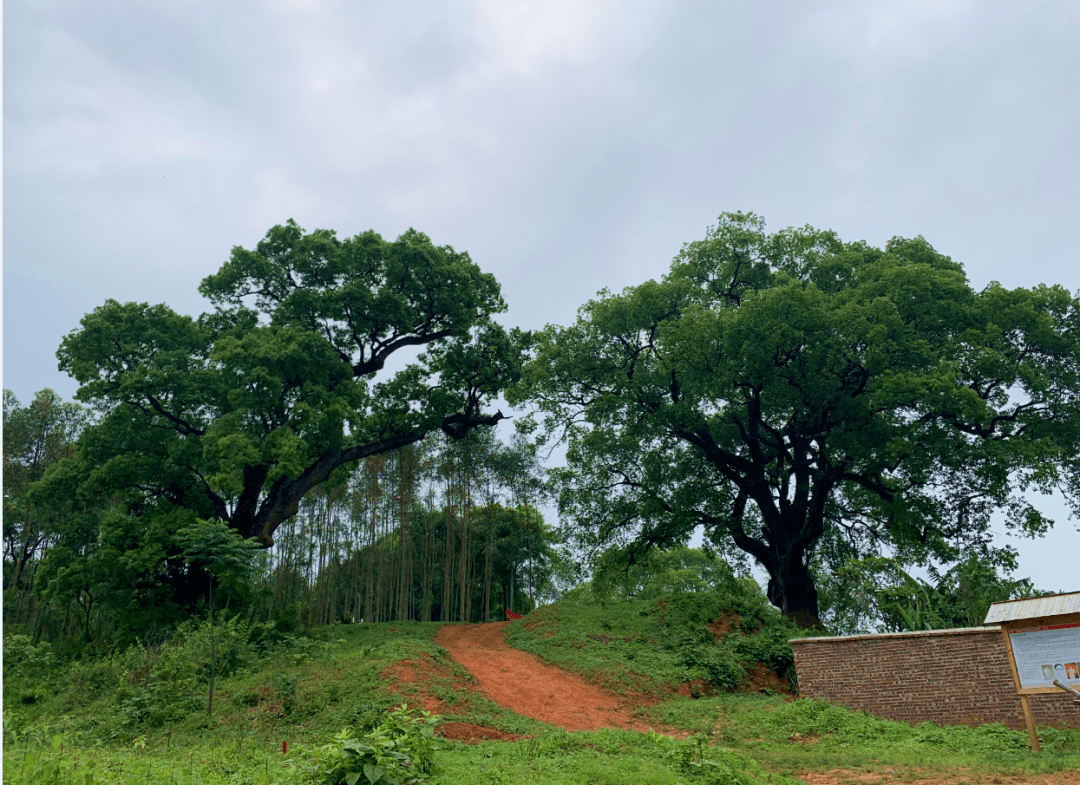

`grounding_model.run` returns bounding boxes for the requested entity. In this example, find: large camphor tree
[55,220,526,547]
[509,213,1080,628]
